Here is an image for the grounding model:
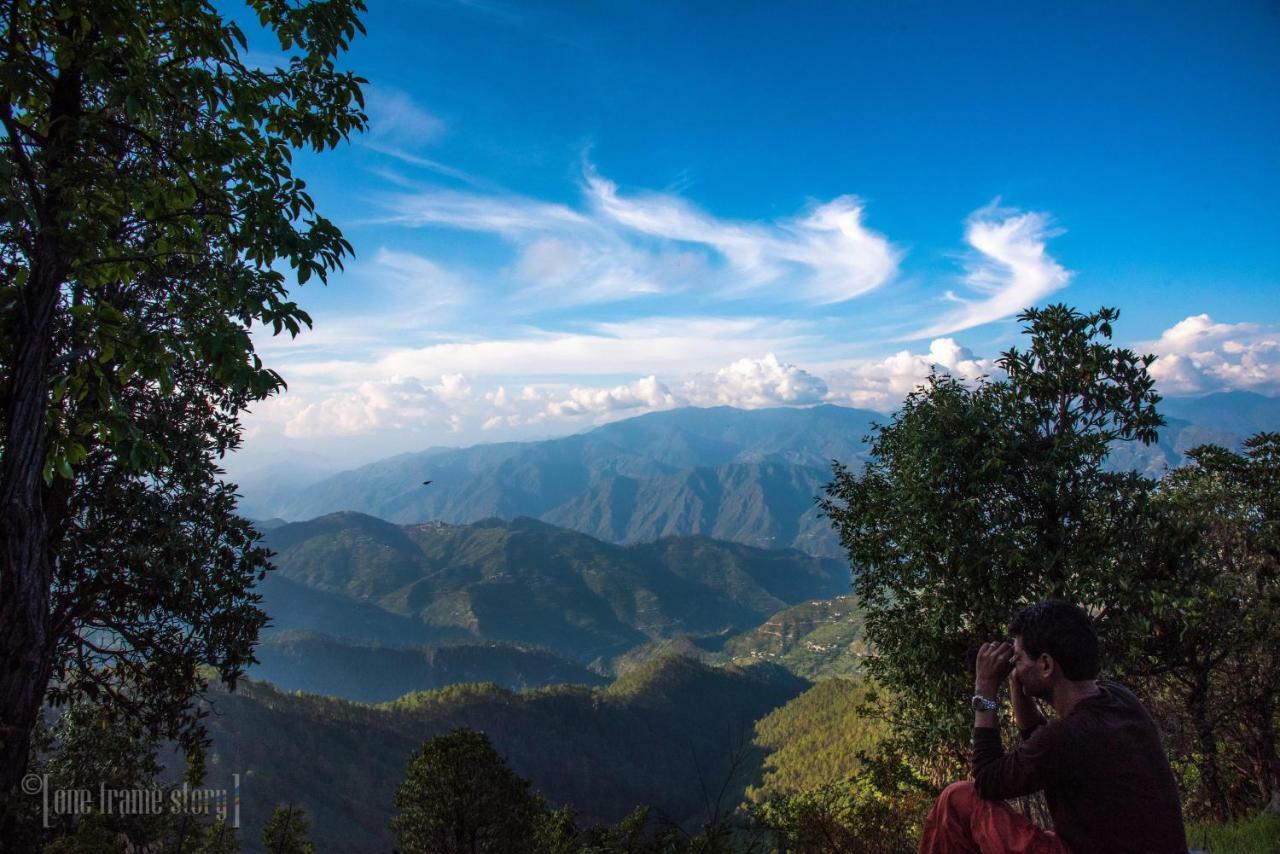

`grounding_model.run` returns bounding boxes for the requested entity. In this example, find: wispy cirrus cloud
[364,146,481,185]
[356,88,488,185]
[364,86,447,147]
[512,234,709,303]
[913,205,1071,338]
[375,164,901,306]
[584,170,901,303]
[372,247,469,309]
[241,158,1091,462]
[255,315,814,390]
[366,317,813,381]
[369,164,1075,331]
[384,188,591,236]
